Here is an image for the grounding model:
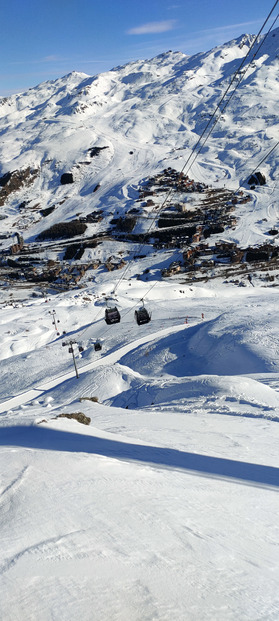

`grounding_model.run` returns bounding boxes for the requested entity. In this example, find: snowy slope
[0,30,279,621]
[0,28,278,249]
[0,281,279,621]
